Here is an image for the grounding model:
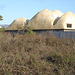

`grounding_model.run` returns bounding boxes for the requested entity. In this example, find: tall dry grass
[0,32,75,75]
